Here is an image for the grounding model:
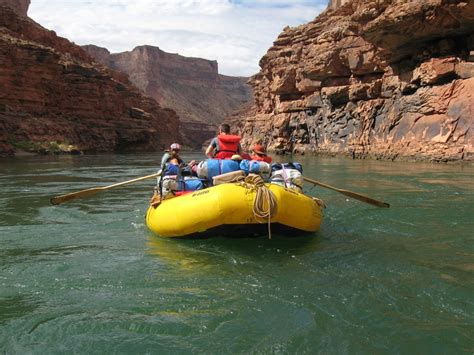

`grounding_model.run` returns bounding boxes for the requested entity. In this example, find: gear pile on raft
[156,157,307,201]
